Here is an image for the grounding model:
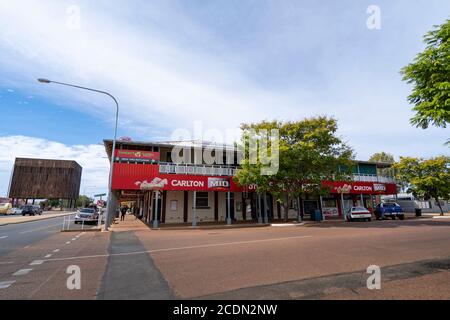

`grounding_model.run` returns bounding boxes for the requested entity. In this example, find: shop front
[105,141,398,225]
